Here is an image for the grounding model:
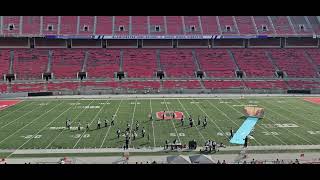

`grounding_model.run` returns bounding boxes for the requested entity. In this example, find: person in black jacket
[230,128,234,139]
[244,136,248,148]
